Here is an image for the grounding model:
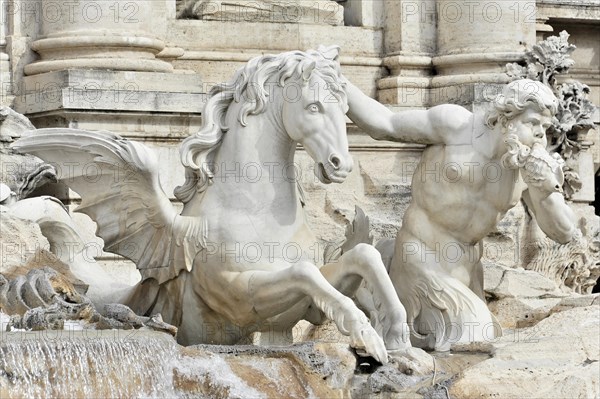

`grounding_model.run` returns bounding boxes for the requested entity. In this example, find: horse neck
[209,102,299,202]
